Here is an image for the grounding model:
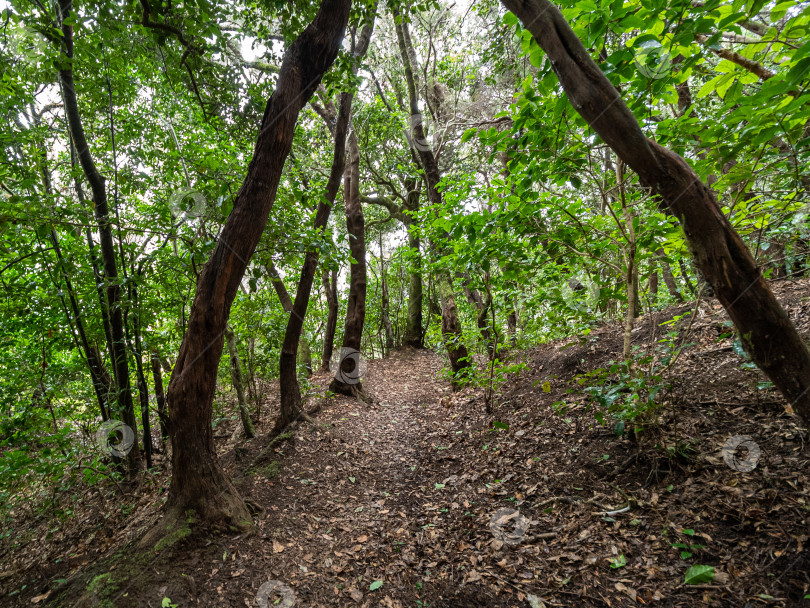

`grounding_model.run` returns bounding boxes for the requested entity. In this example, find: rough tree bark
[502,0,810,426]
[394,10,470,379]
[329,130,370,398]
[57,0,141,473]
[145,0,351,533]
